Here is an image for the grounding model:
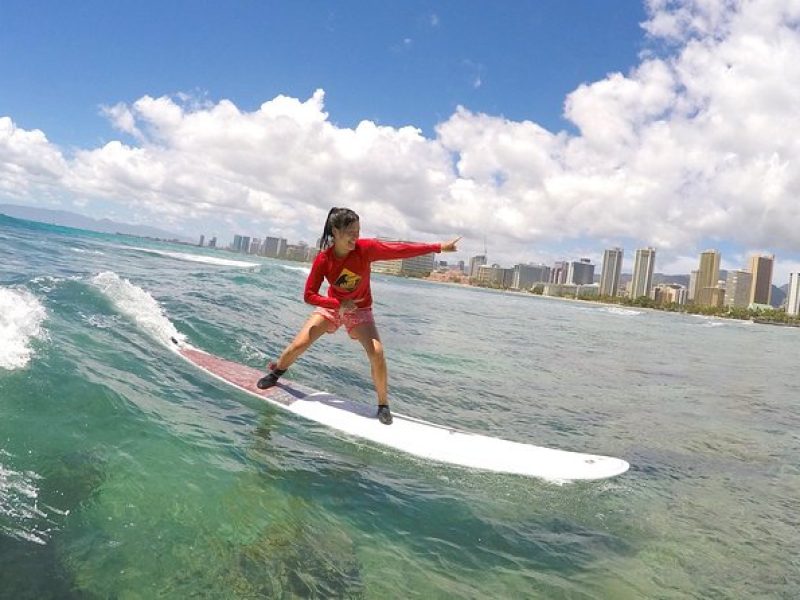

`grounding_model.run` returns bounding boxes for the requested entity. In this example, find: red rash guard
[304,238,442,310]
